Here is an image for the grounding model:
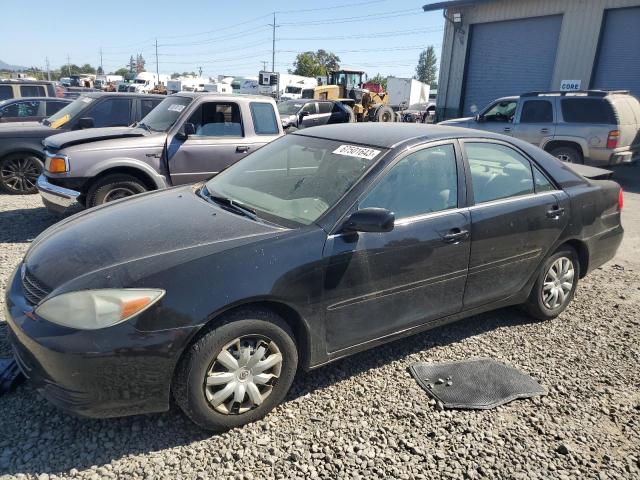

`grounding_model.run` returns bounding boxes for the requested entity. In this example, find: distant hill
[0,59,27,71]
